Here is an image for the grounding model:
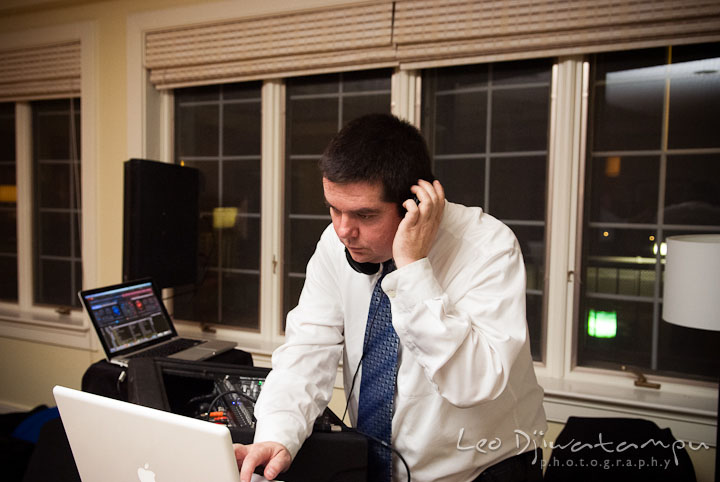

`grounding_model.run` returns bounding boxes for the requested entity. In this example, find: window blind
[144,0,720,89]
[0,41,81,102]
[394,0,720,69]
[145,2,396,89]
